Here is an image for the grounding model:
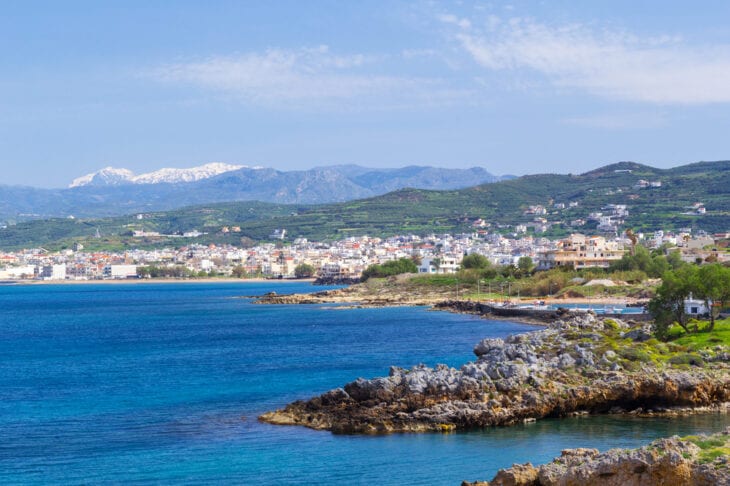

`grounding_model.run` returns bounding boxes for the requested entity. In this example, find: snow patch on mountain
[69,167,136,188]
[132,163,245,184]
[69,163,246,188]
